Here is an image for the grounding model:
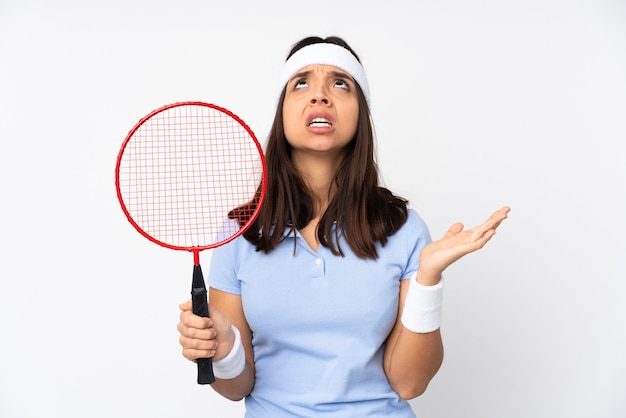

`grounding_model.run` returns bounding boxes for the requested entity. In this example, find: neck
[292,150,344,215]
